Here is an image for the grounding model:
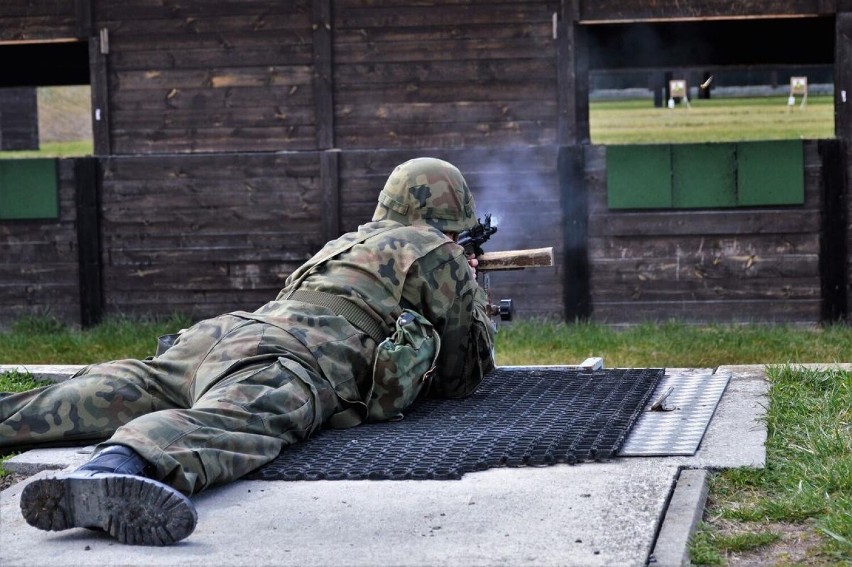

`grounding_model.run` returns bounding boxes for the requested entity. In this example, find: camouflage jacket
[241,220,495,407]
